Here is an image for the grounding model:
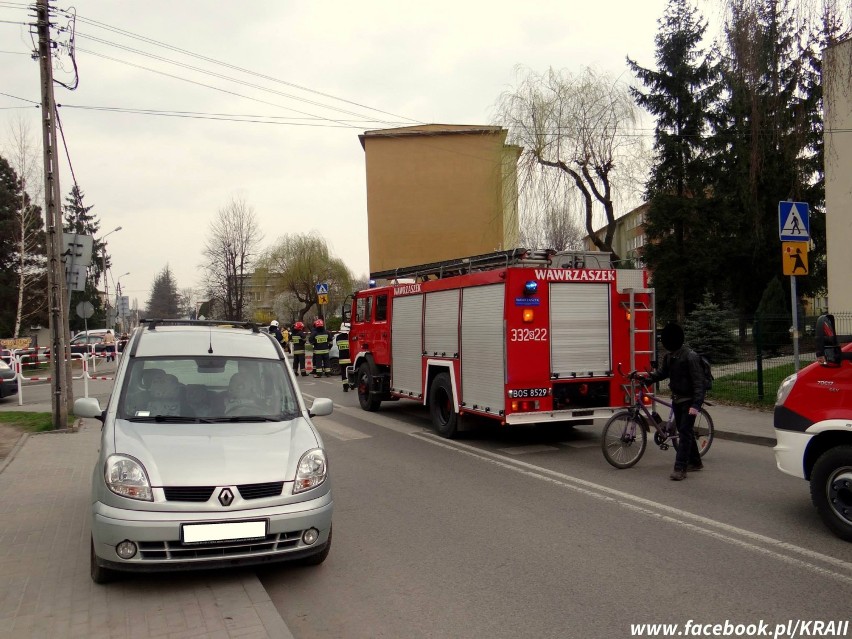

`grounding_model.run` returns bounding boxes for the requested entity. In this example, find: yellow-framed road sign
[782,241,809,276]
